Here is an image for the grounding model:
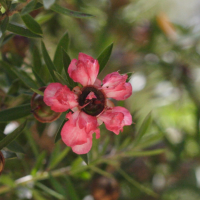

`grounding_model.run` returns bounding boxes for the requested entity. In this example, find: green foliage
[21,14,43,35]
[0,104,31,122]
[98,43,113,73]
[0,120,26,150]
[7,23,42,38]
[0,1,199,200]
